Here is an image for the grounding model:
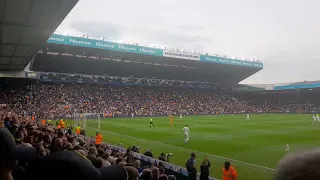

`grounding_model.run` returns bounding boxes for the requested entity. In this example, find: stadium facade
[2,31,318,91]
[28,33,262,88]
